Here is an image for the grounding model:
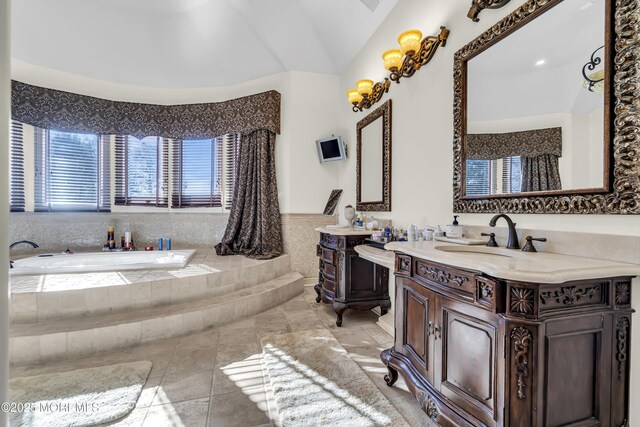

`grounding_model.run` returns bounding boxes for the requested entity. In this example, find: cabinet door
[542,314,611,427]
[398,279,436,384]
[435,295,502,426]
